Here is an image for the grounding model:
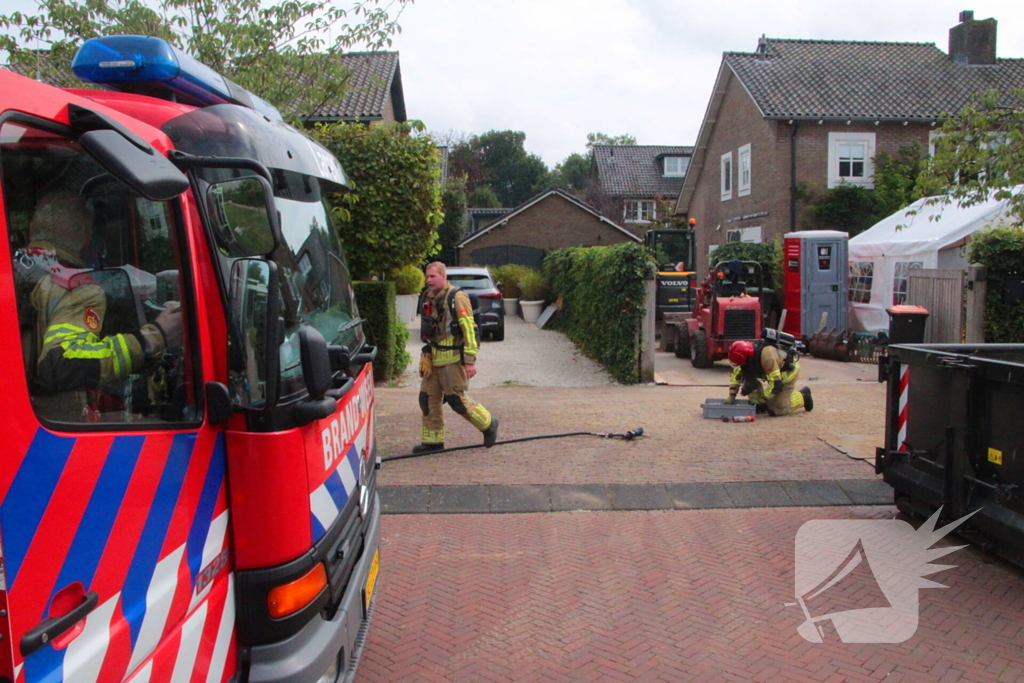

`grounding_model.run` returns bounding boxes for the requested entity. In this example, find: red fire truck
[0,35,380,683]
